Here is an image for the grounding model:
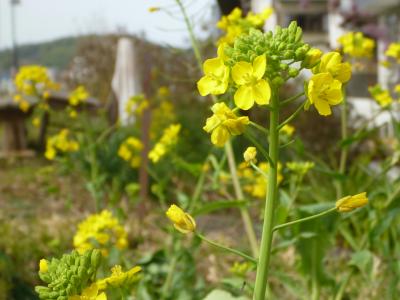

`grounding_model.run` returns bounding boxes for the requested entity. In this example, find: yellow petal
[253,79,271,105]
[252,54,266,79]
[234,85,254,110]
[197,76,217,96]
[314,99,332,116]
[203,57,225,77]
[211,127,230,147]
[203,115,220,133]
[336,62,352,83]
[232,61,253,85]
